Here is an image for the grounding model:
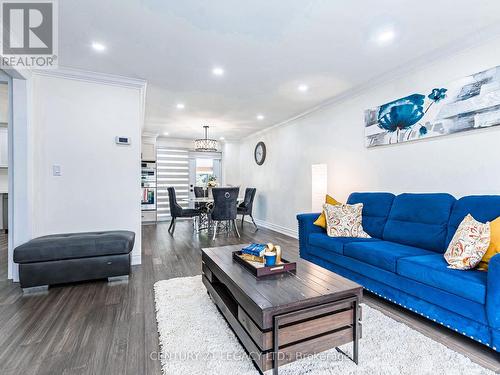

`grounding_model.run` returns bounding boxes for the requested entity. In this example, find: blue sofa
[297,192,500,352]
